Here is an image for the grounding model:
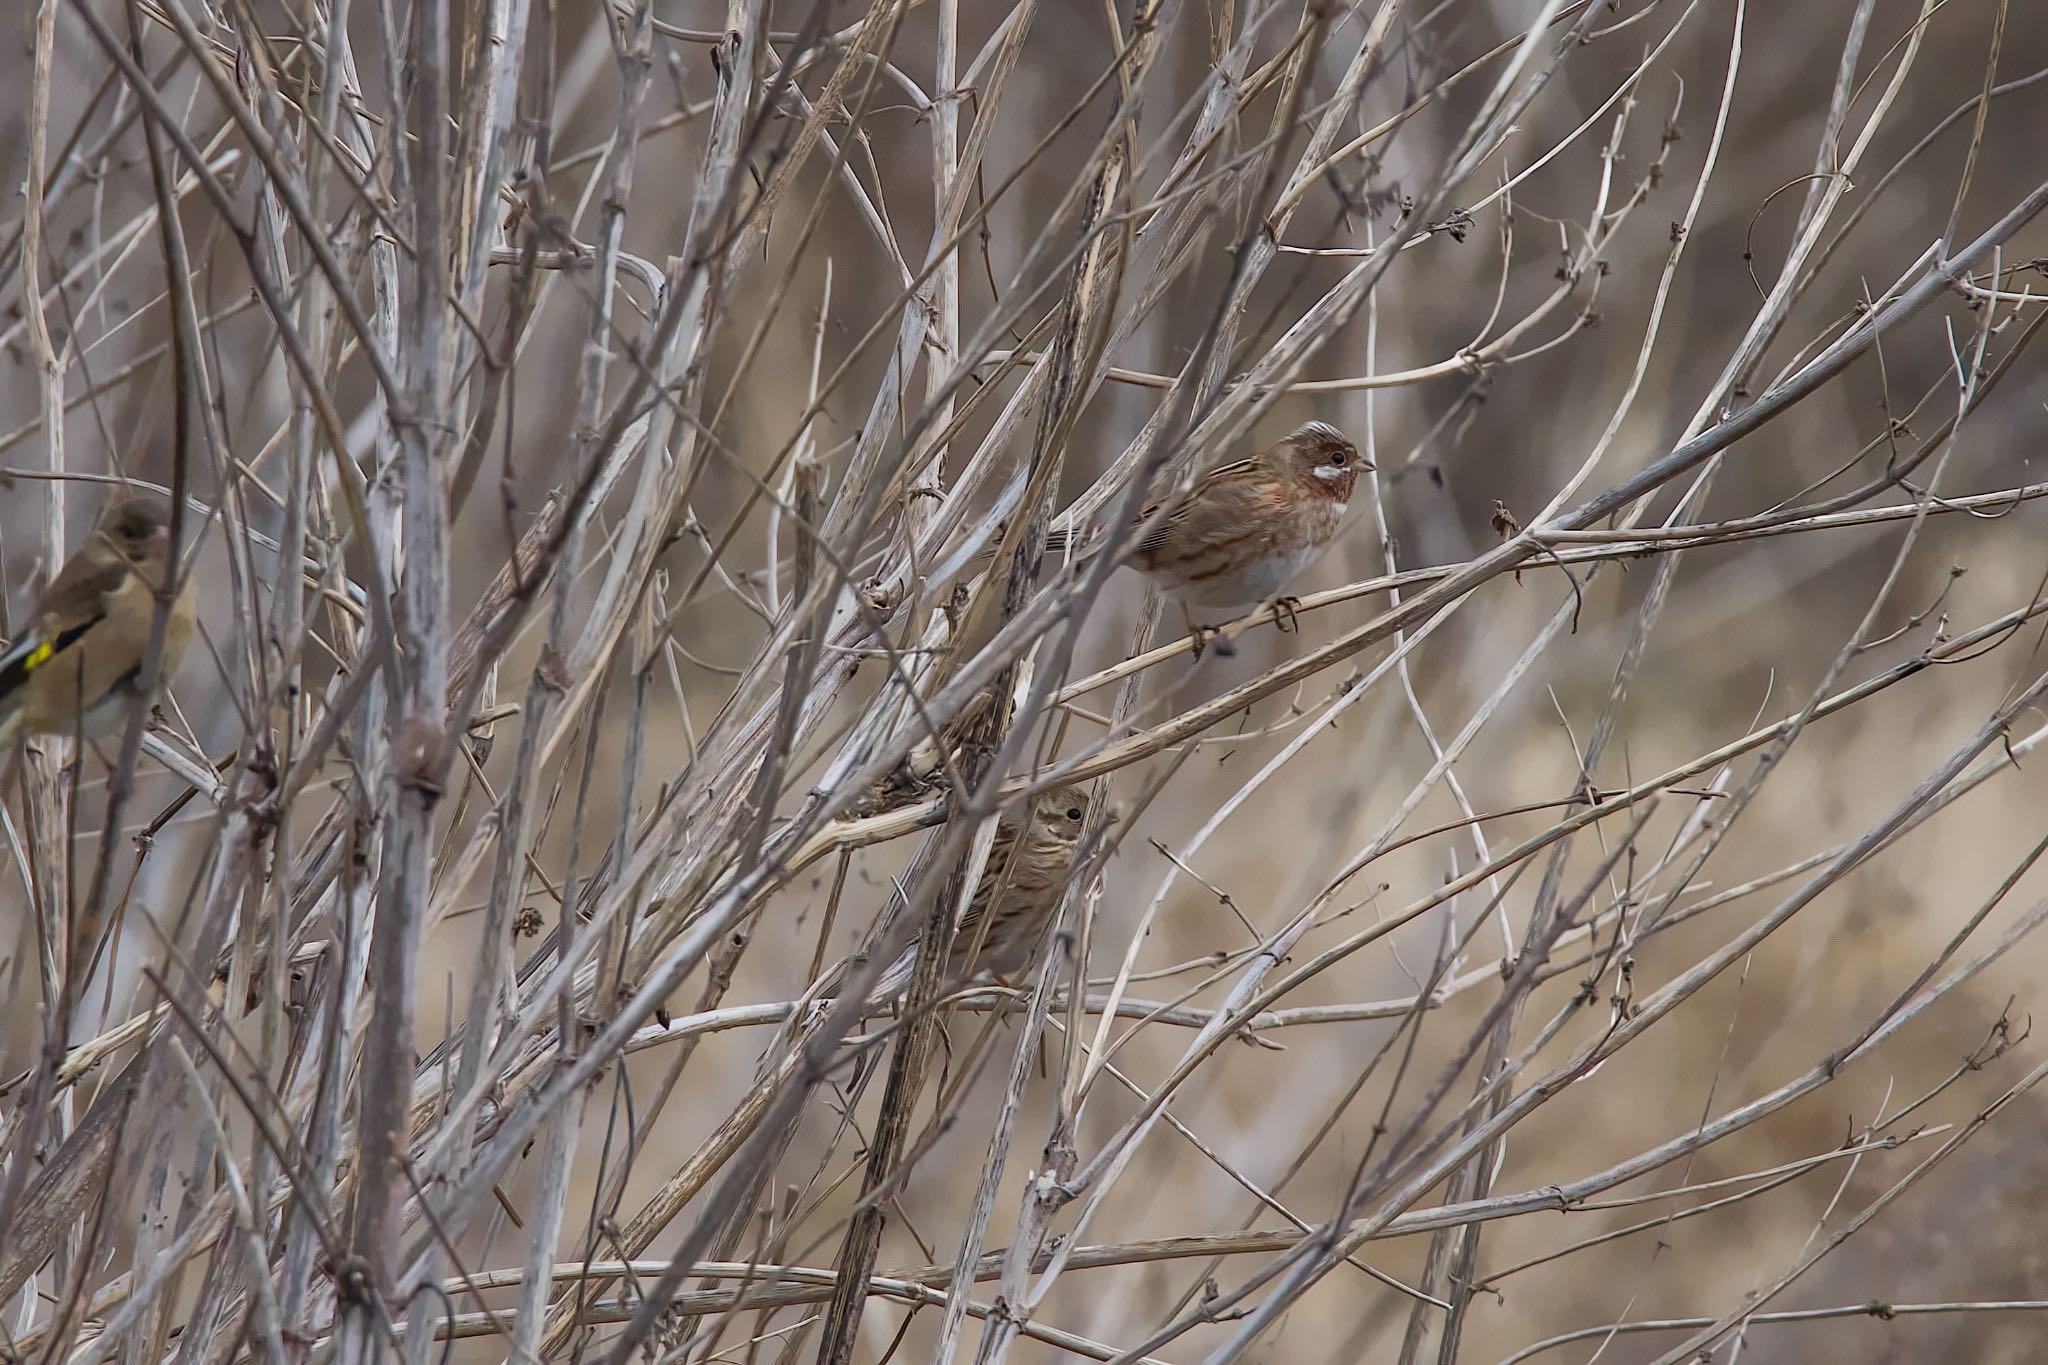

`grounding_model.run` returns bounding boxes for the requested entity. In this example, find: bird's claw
[1189,624,1235,659]
[1273,596,1304,633]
